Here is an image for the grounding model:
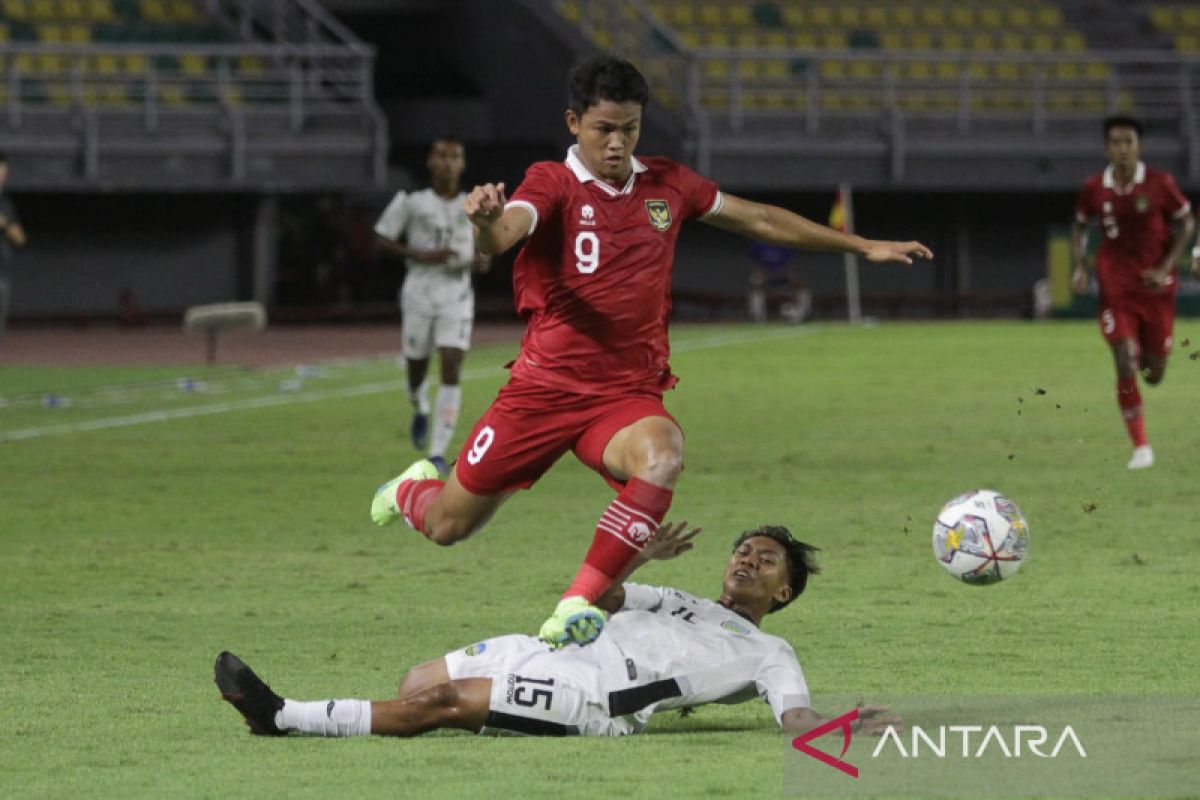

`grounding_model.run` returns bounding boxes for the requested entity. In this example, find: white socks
[429,384,462,459]
[408,378,431,416]
[277,699,372,737]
